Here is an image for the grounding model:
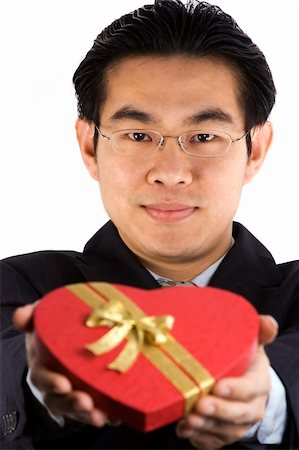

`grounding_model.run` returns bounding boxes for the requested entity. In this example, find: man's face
[78,56,270,279]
